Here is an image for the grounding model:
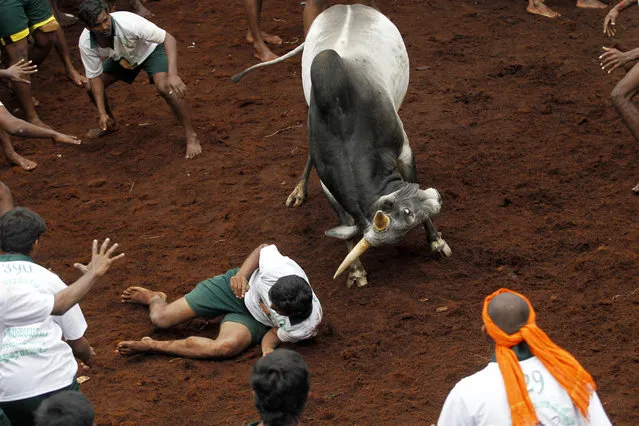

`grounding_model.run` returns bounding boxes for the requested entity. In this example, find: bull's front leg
[286,153,313,207]
[424,218,452,258]
[345,239,368,288]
